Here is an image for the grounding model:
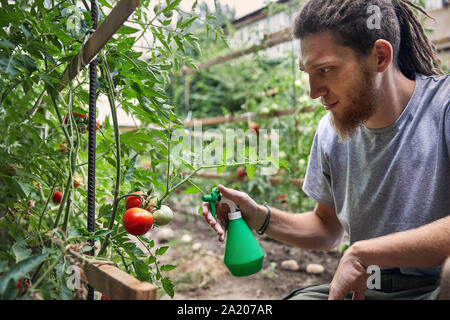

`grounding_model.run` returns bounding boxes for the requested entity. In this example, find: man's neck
[364,70,416,129]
